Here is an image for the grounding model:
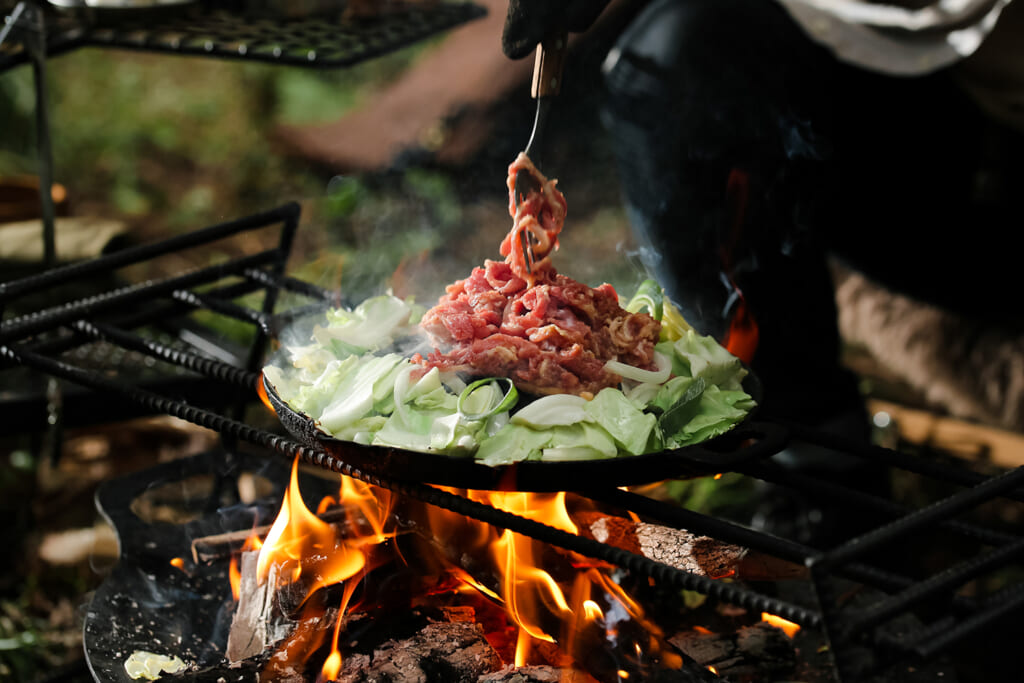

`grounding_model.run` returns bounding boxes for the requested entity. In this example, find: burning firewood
[227,550,294,662]
[478,665,599,682]
[669,621,796,682]
[332,616,503,683]
[571,511,807,581]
